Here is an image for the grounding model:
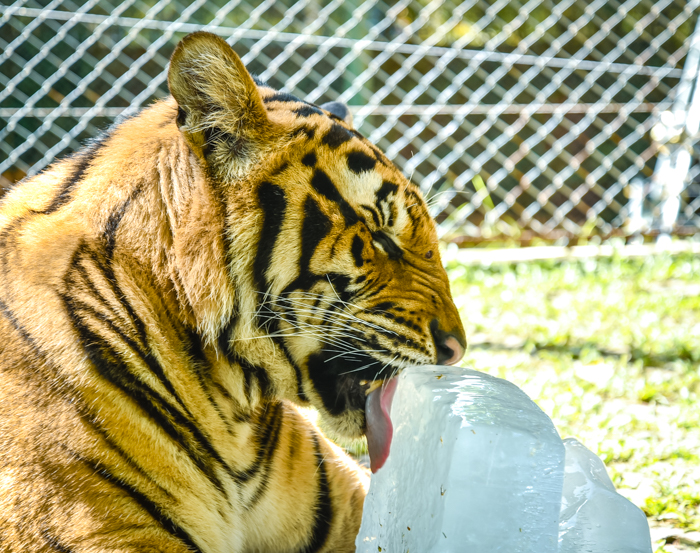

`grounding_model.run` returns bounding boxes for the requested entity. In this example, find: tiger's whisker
[372,355,399,382]
[338,360,382,375]
[323,349,387,363]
